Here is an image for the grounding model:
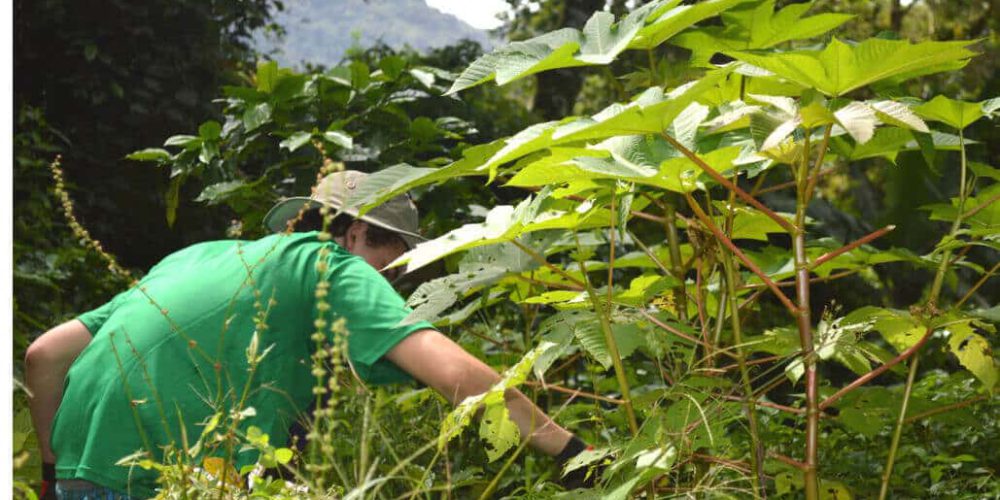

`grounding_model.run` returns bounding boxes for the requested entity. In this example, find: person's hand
[555,436,604,490]
[40,462,56,500]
